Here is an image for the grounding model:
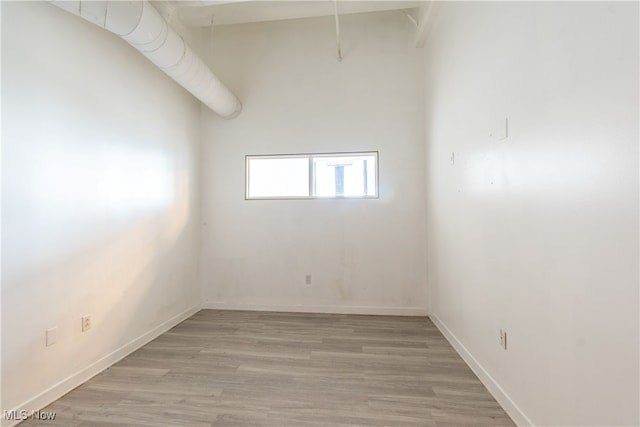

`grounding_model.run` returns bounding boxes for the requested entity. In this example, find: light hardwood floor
[21,310,515,426]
